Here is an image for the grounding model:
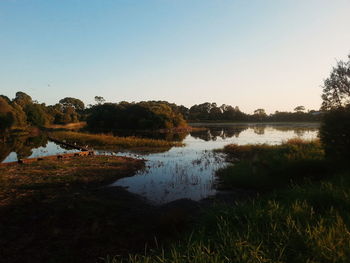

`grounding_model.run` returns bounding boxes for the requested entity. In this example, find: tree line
[183,103,321,122]
[0,92,323,134]
[0,92,86,133]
